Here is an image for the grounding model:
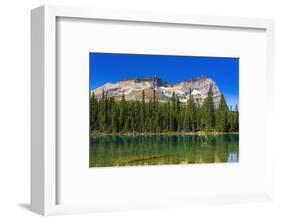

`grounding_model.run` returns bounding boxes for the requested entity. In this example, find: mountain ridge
[92,76,222,108]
